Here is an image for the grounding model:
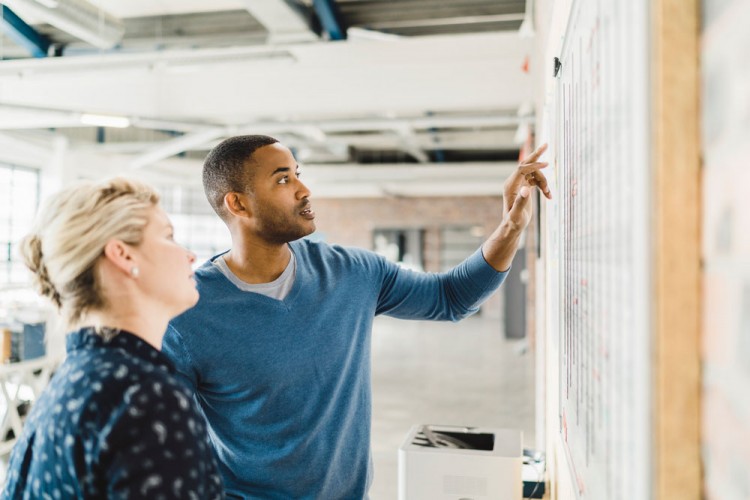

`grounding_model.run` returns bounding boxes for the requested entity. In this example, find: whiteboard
[549,0,652,498]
